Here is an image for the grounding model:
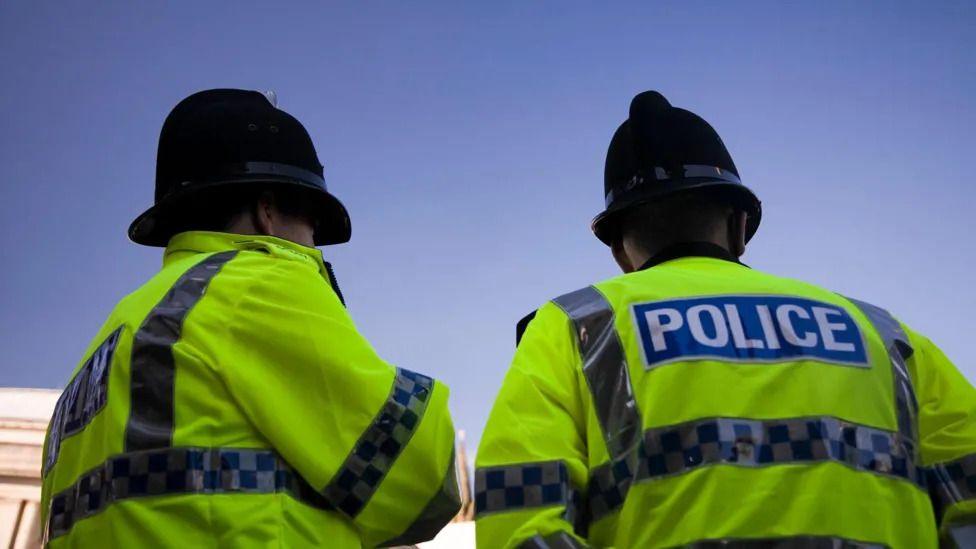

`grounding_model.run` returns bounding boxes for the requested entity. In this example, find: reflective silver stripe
[322,367,434,518]
[475,460,582,529]
[46,446,329,540]
[683,536,886,548]
[552,286,641,529]
[588,416,925,522]
[948,523,976,549]
[520,531,588,549]
[125,251,238,451]
[552,286,642,459]
[381,448,462,546]
[846,298,919,451]
[849,299,976,527]
[928,453,976,518]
